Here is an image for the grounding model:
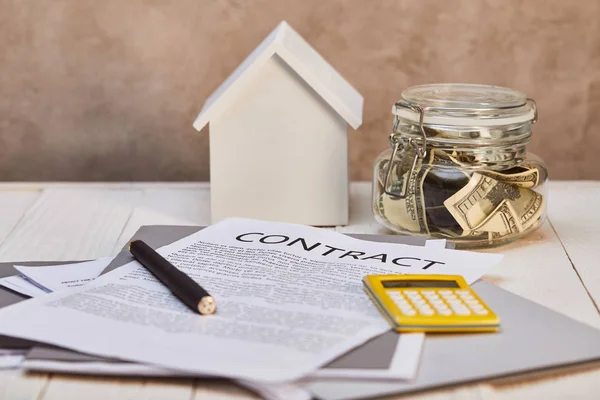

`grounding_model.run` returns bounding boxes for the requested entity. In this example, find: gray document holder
[2,226,600,400]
